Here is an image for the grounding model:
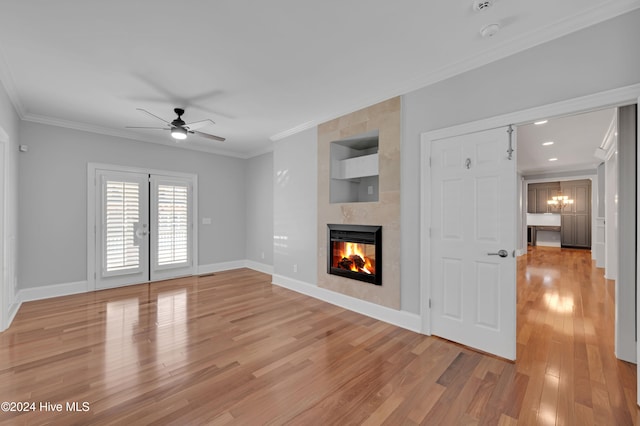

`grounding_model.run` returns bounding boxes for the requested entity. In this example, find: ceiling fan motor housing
[172,108,186,127]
